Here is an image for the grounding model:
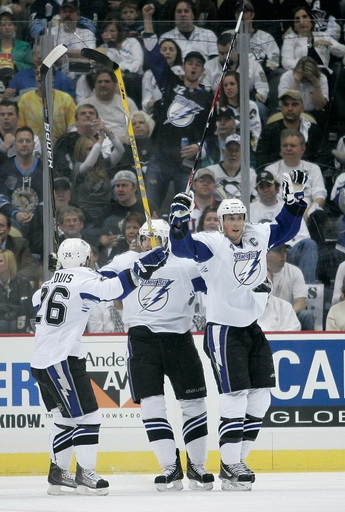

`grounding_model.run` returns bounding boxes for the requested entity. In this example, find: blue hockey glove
[169,191,195,227]
[132,247,168,280]
[282,170,308,205]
